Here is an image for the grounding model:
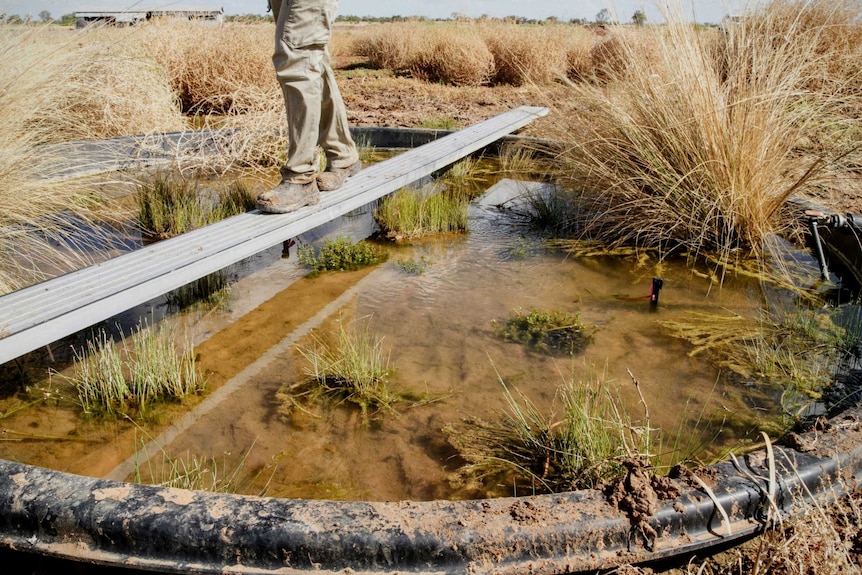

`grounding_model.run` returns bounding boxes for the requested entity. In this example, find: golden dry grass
[0,24,185,293]
[126,20,286,172]
[352,20,426,72]
[549,1,858,269]
[409,24,494,86]
[351,21,602,86]
[138,19,275,114]
[481,23,570,85]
